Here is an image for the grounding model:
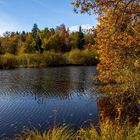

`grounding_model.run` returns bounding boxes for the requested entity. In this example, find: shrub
[67,49,85,64]
[0,53,17,69]
[17,53,43,67]
[43,51,67,66]
[82,49,99,65]
[67,49,99,65]
[0,49,99,68]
